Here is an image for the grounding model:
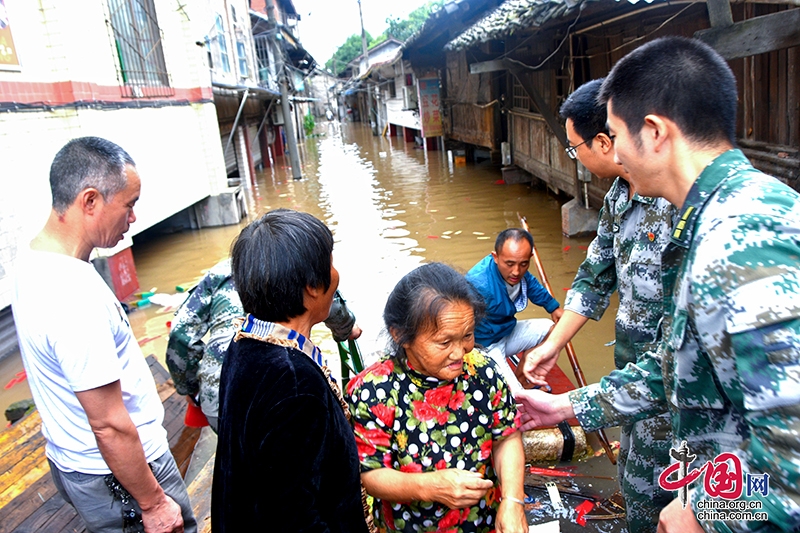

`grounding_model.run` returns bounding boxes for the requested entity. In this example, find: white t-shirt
[12,249,168,474]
